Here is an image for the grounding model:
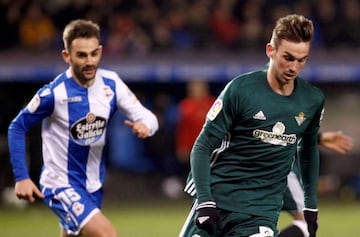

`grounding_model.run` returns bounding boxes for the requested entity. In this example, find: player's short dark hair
[270,14,314,49]
[63,19,100,51]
